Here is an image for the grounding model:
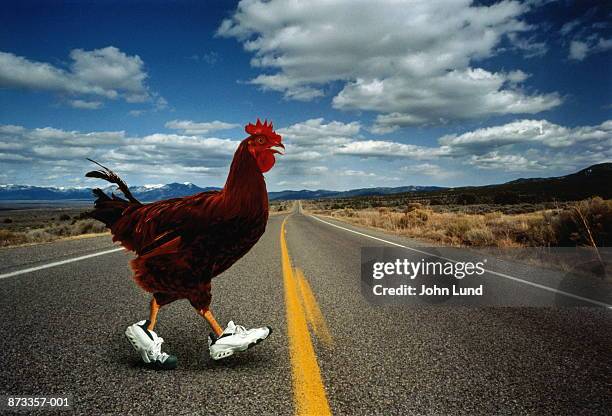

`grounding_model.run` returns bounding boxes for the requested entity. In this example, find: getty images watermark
[361,247,611,307]
[371,257,487,297]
